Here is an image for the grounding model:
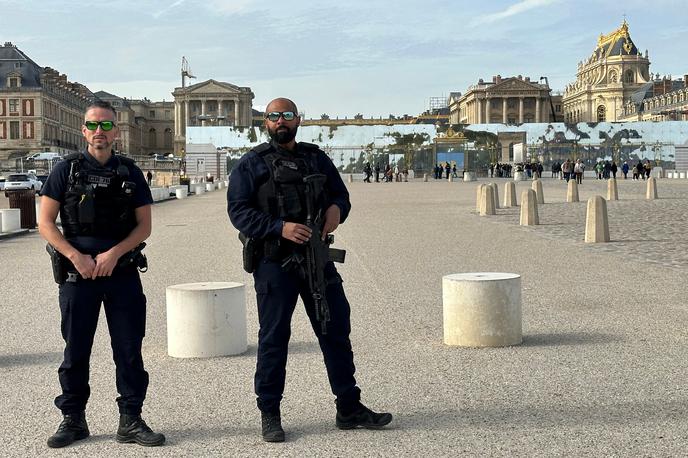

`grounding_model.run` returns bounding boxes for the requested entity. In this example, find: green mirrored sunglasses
[84,120,116,131]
